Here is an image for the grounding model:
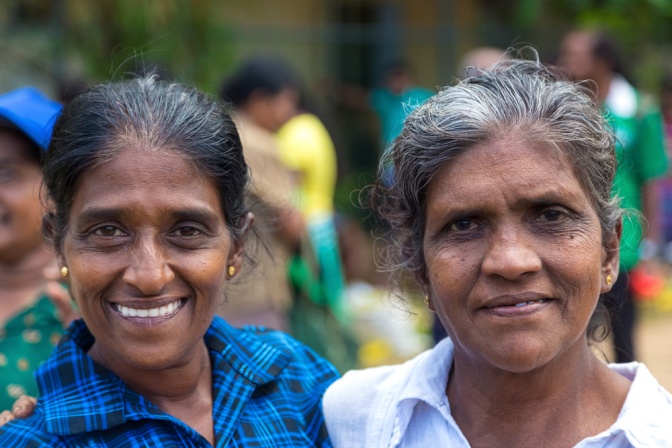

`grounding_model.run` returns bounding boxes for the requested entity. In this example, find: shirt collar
[35,317,292,436]
[392,337,455,442]
[394,344,672,447]
[594,362,672,446]
[397,337,454,408]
